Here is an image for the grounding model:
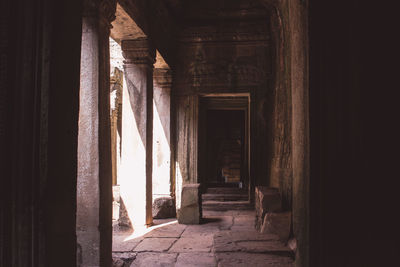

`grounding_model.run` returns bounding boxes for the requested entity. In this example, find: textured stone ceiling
[164,0,268,24]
